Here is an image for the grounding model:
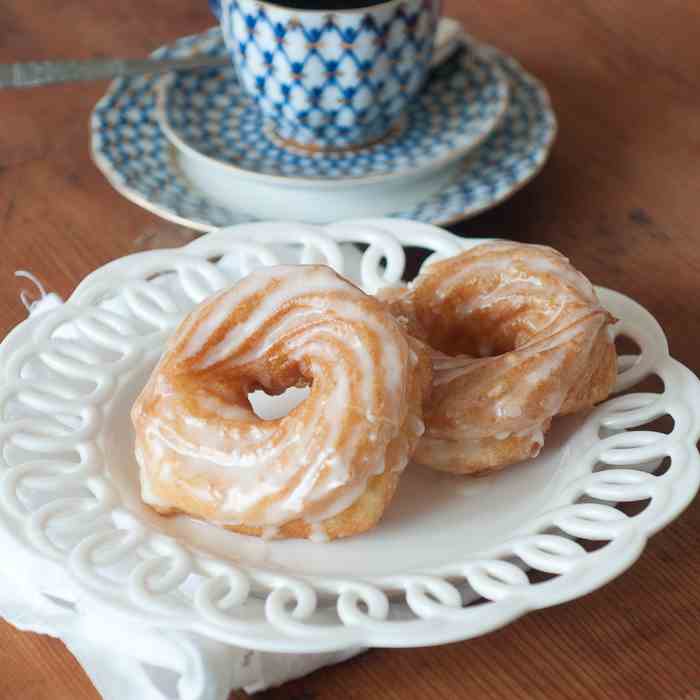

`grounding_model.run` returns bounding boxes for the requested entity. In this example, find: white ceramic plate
[0,220,698,655]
